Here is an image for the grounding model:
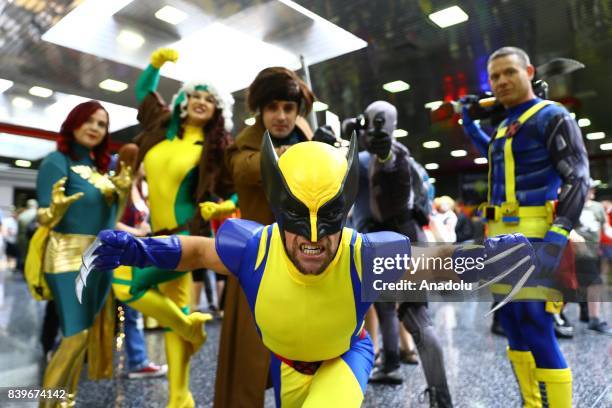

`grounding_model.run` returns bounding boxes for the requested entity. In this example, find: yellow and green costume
[110,60,232,408]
